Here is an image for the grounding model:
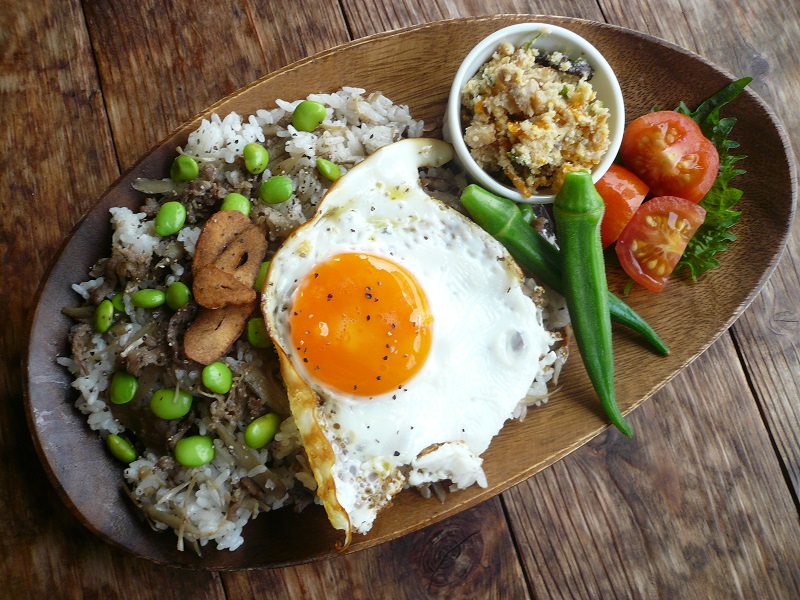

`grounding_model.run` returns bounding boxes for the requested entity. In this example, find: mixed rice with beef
[58,87,567,553]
